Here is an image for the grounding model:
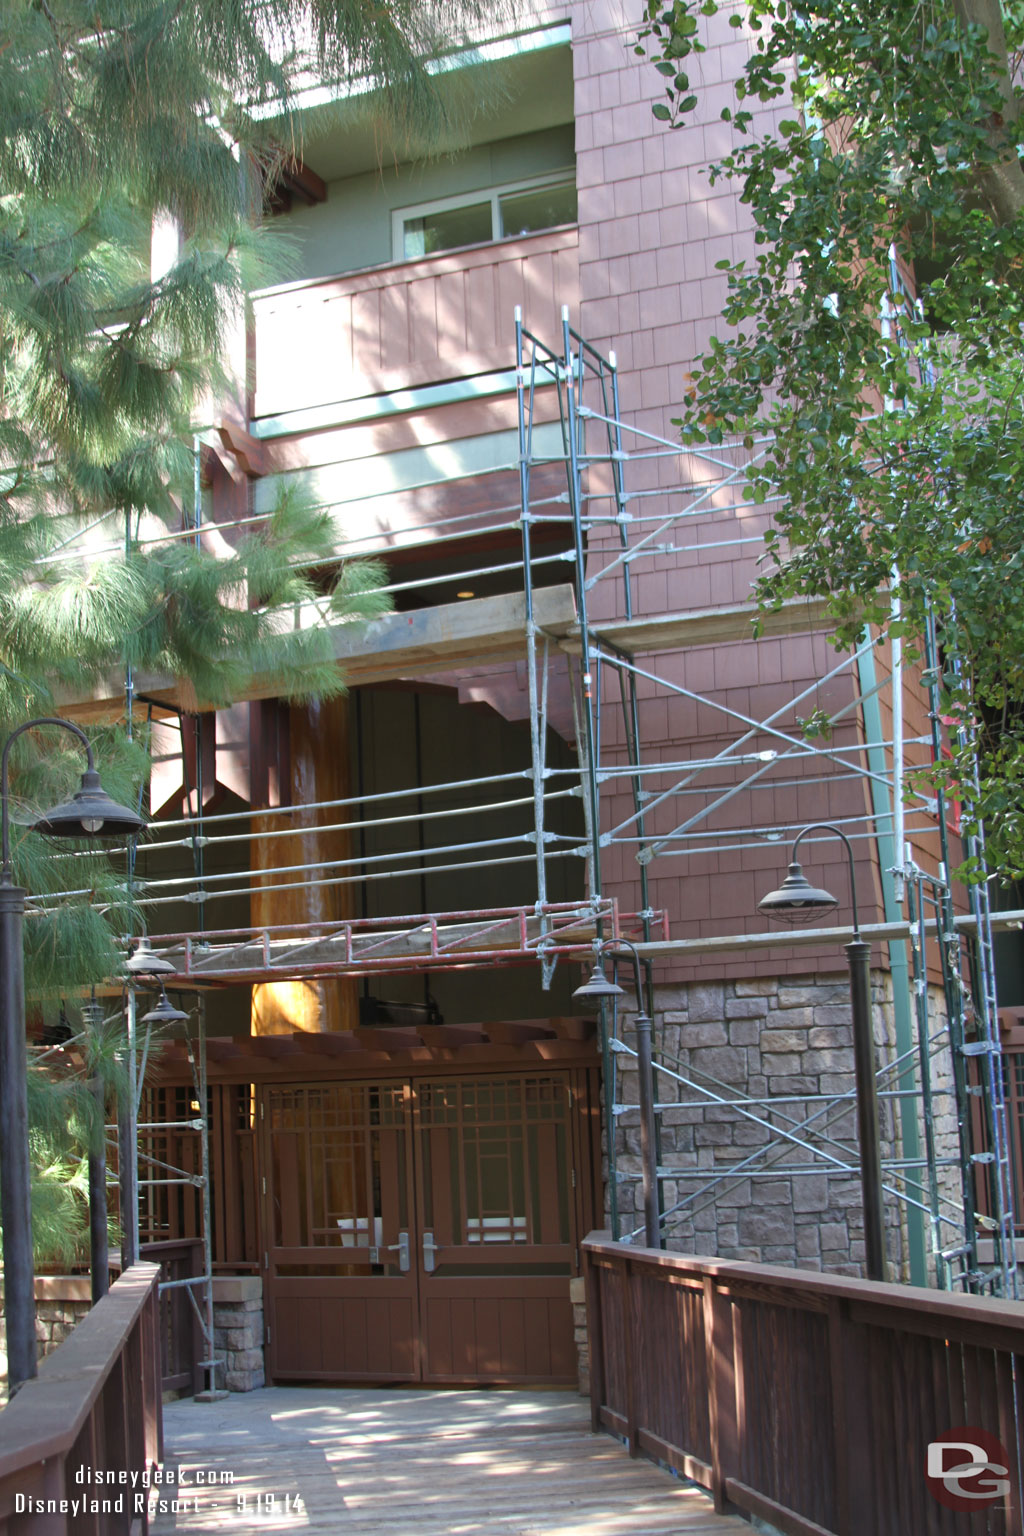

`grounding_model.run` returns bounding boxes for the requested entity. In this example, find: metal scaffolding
[35,309,1020,1300]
